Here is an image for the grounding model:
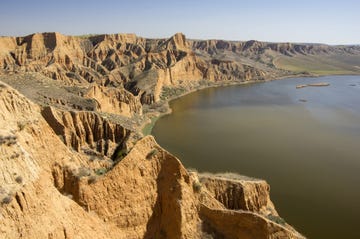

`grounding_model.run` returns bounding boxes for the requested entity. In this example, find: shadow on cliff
[143,153,183,239]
